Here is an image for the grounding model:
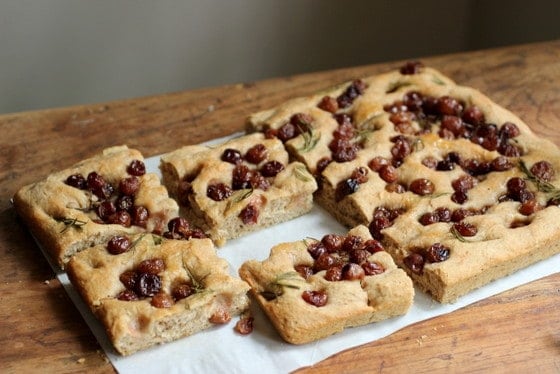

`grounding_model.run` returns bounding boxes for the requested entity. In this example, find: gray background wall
[1,0,558,114]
